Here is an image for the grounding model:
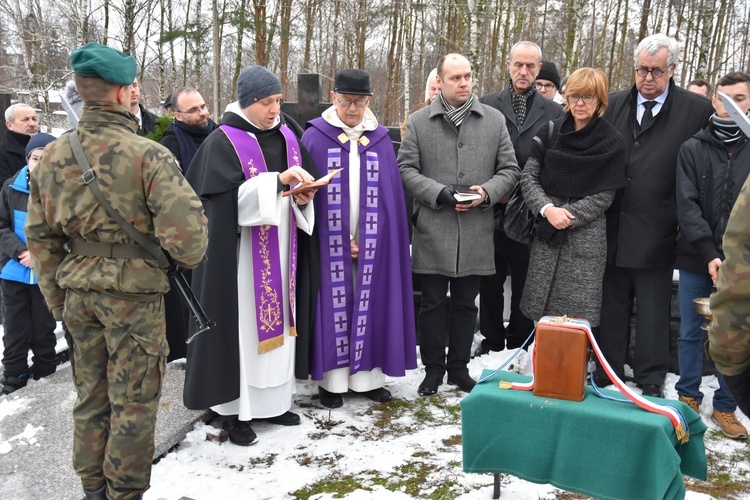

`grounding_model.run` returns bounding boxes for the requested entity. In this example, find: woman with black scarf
[519,68,627,326]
